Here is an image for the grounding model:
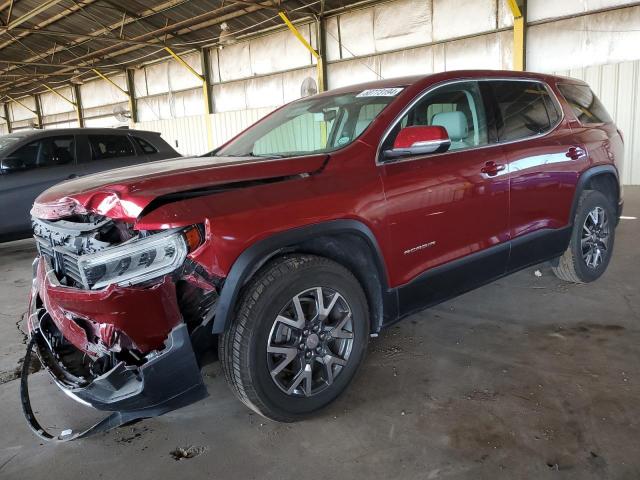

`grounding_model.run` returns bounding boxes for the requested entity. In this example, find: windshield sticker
[356,87,404,98]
